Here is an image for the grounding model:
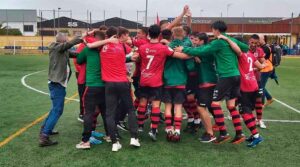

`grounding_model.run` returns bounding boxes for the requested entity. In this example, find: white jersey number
[146,55,154,70]
[247,57,254,72]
